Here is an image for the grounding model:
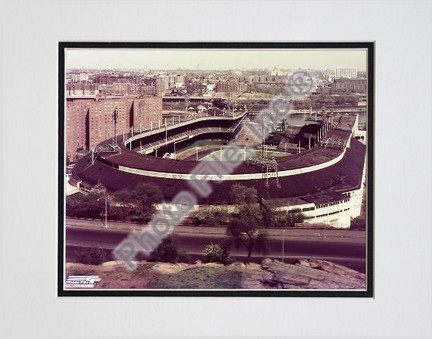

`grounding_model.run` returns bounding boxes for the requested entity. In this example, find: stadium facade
[70,112,366,228]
